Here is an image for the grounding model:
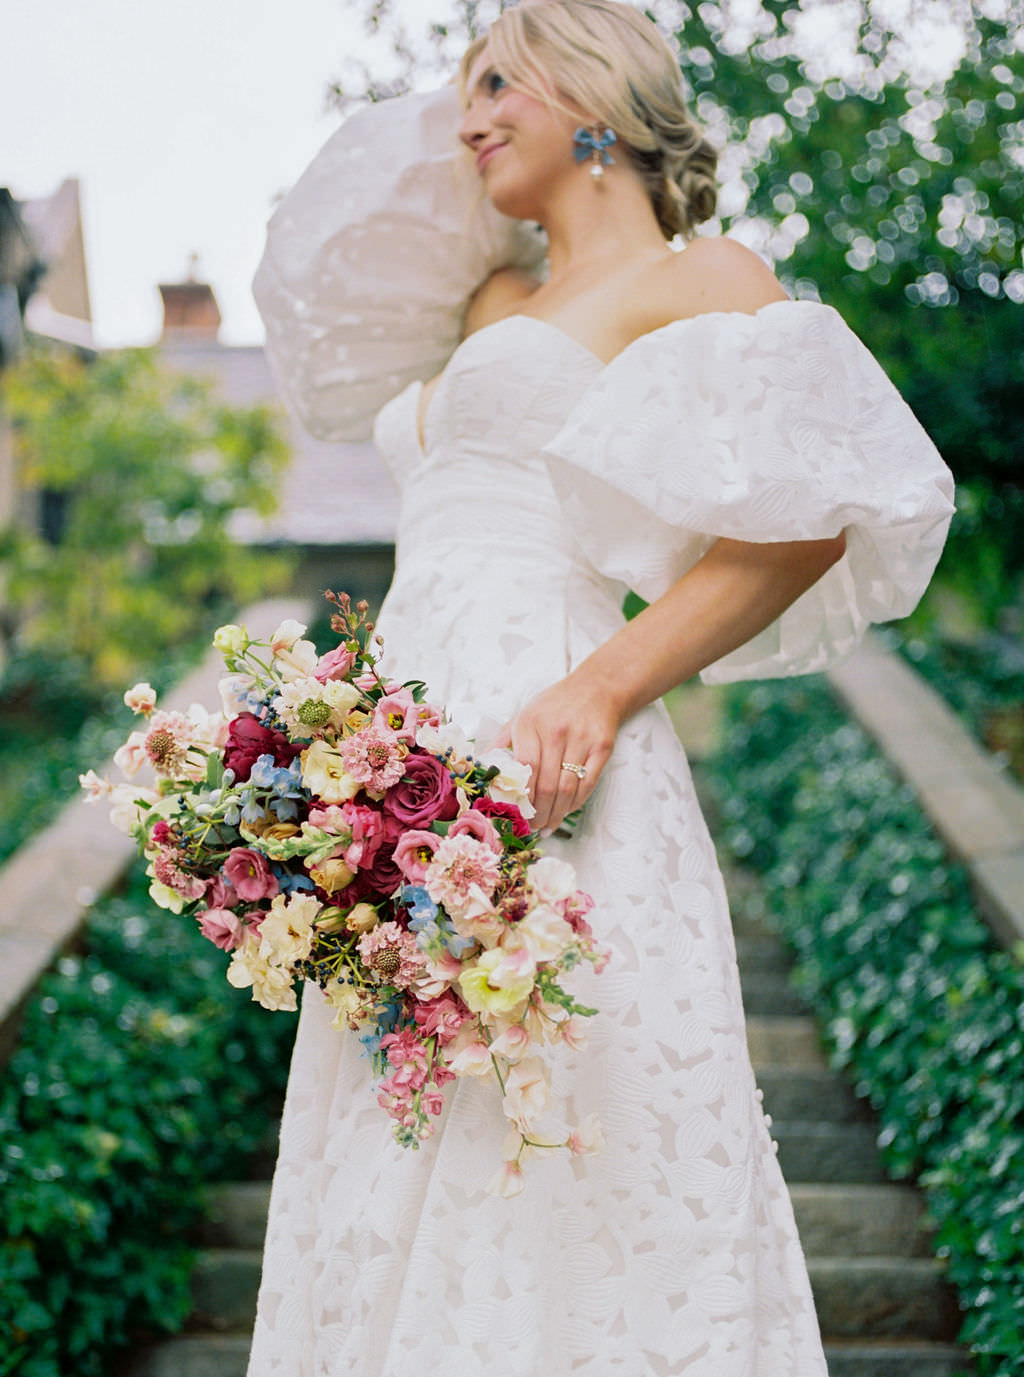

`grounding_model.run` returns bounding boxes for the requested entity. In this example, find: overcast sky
[5,0,997,348]
[4,0,395,347]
